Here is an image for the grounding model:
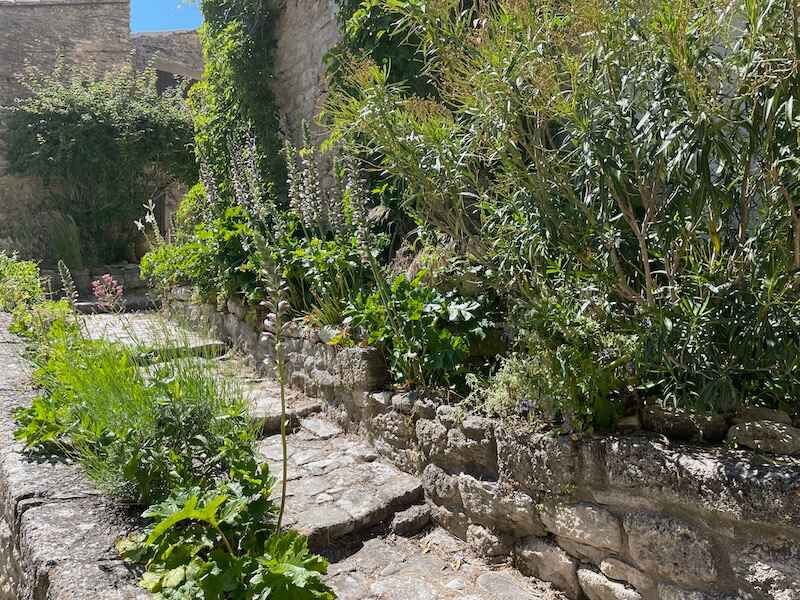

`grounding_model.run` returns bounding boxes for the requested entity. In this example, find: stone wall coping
[0,313,144,599]
[130,30,199,38]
